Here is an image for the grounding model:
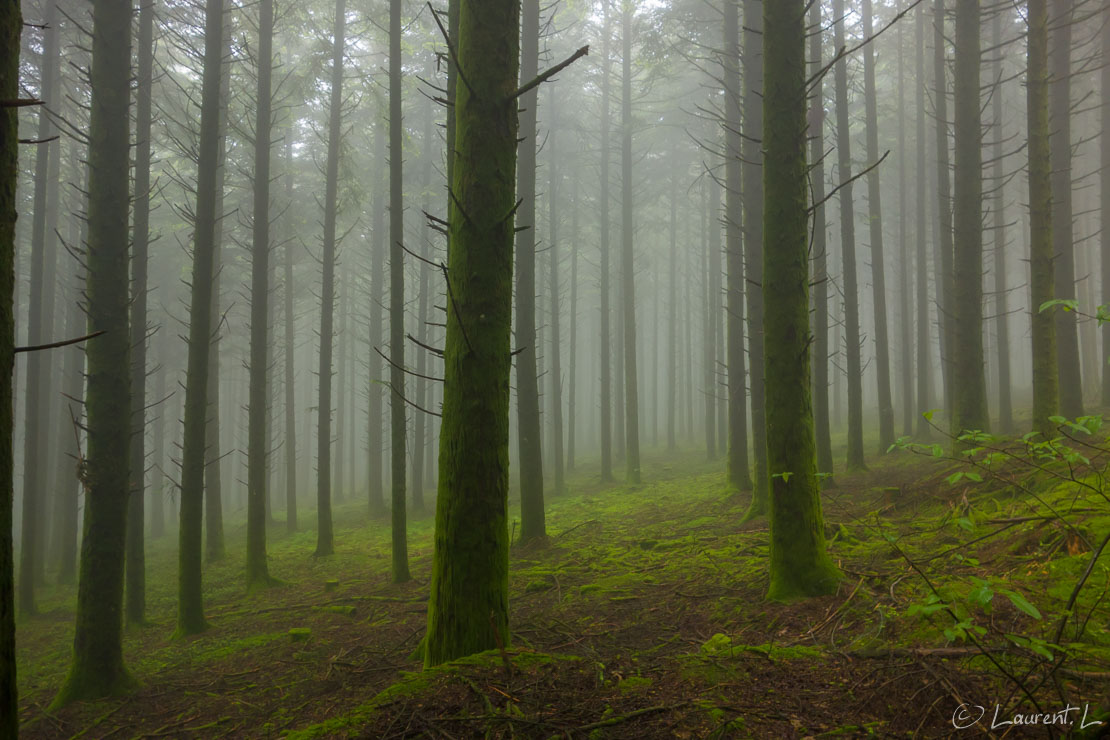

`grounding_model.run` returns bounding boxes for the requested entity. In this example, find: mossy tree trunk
[723,0,752,493]
[861,0,894,453]
[1027,0,1057,436]
[424,0,519,667]
[808,0,832,477]
[1048,0,1083,419]
[54,0,136,701]
[247,0,276,587]
[763,0,840,602]
[176,0,224,638]
[0,0,20,727]
[316,0,346,558]
[126,0,155,625]
[950,0,988,435]
[388,0,410,579]
[516,0,546,537]
[832,0,866,471]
